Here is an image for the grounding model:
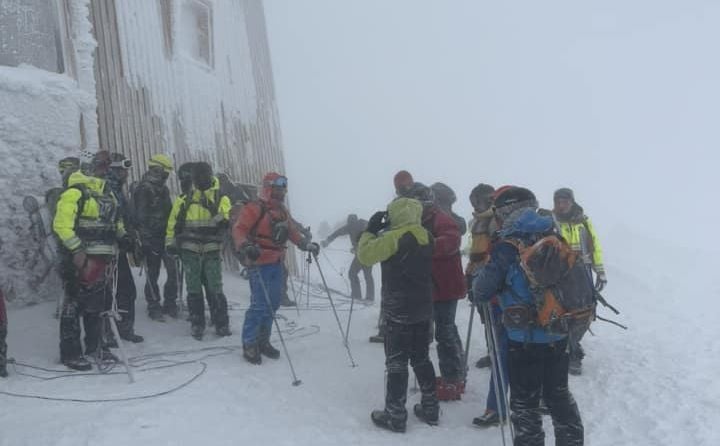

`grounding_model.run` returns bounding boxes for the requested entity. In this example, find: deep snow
[1,237,718,446]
